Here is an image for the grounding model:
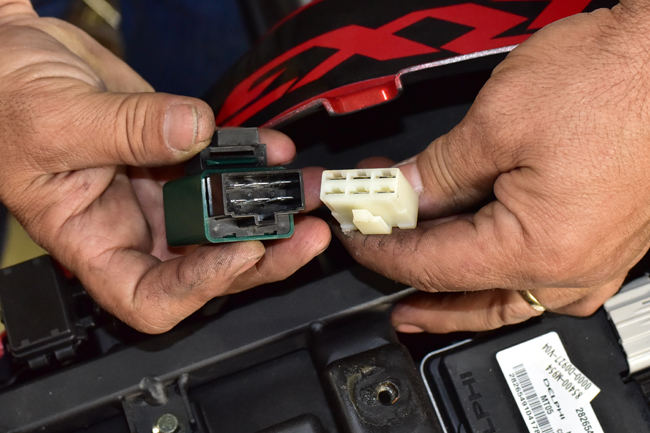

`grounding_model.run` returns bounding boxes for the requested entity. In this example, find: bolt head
[153,413,179,433]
